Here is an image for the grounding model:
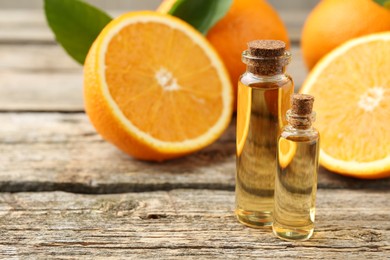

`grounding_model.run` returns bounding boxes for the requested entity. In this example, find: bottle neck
[286,110,316,130]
